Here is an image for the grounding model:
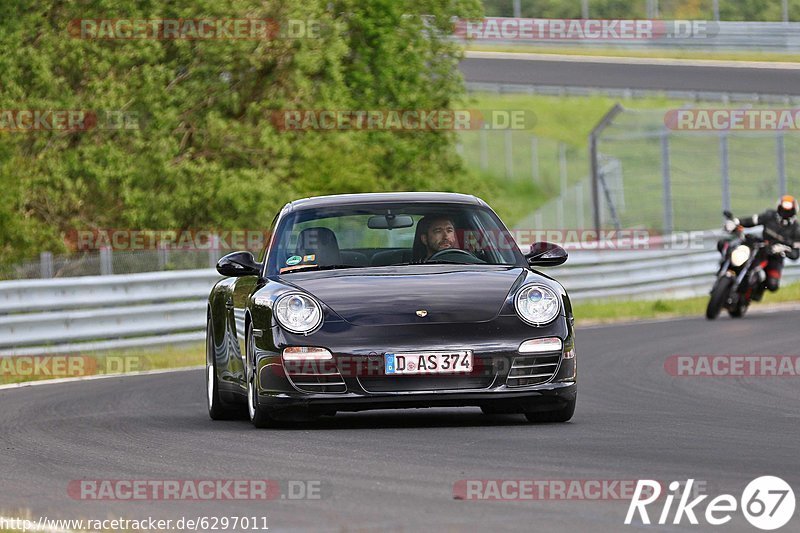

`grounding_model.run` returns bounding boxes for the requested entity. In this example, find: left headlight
[274,292,323,335]
[515,284,561,326]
